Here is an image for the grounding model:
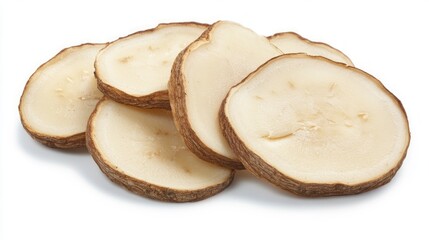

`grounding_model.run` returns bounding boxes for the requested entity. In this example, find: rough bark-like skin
[219,54,411,197]
[268,32,354,66]
[18,43,105,149]
[169,22,245,170]
[21,123,85,149]
[96,78,170,109]
[95,22,208,110]
[86,99,235,202]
